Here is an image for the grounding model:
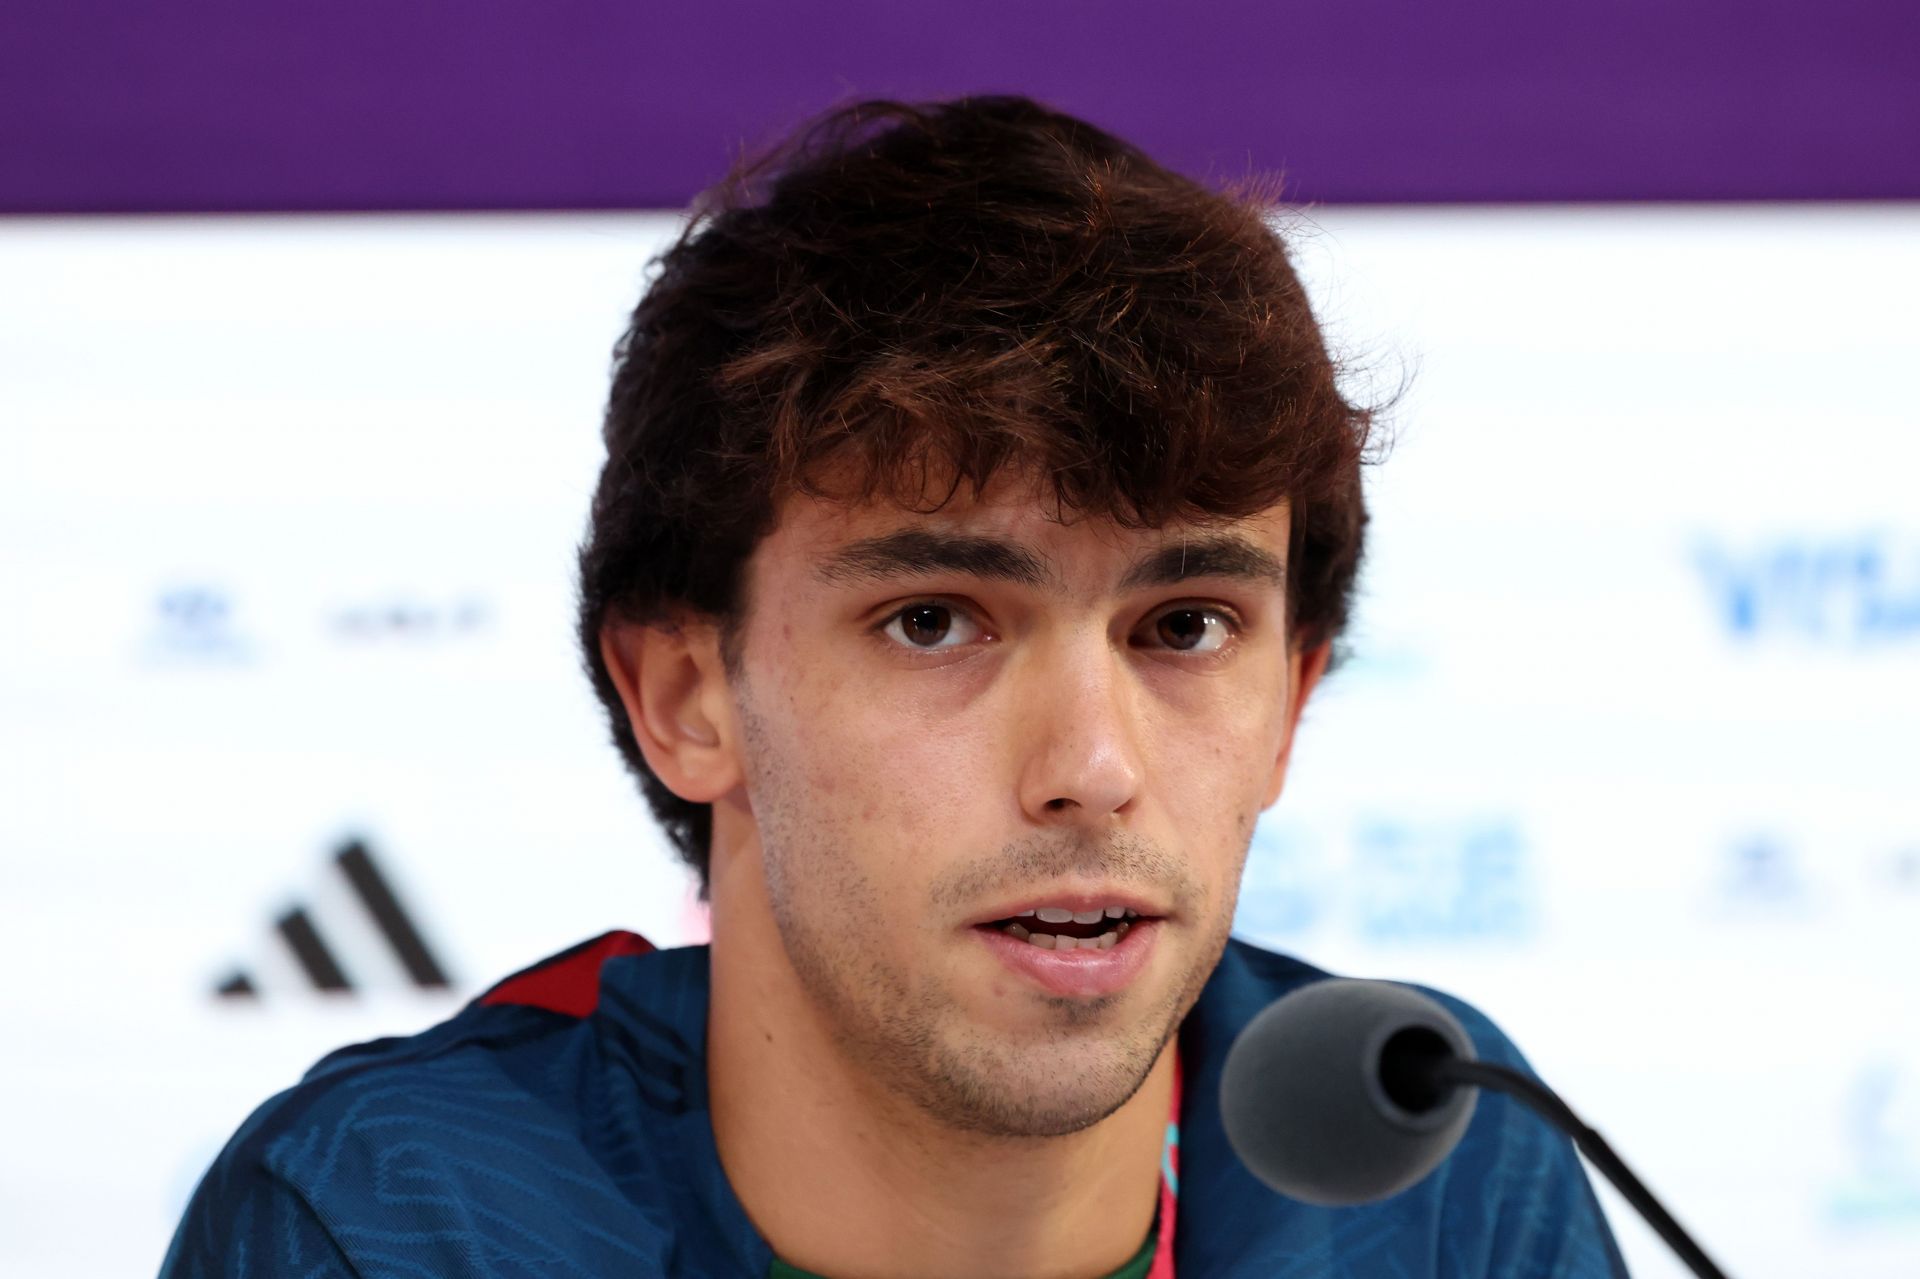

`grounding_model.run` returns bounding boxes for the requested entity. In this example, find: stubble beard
[738,696,1236,1140]
[767,846,1217,1139]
